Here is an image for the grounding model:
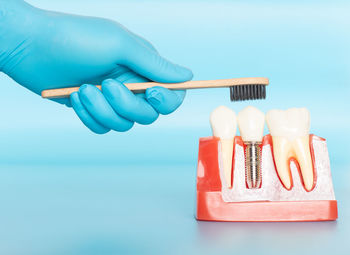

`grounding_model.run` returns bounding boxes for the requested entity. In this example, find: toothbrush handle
[41,77,269,99]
